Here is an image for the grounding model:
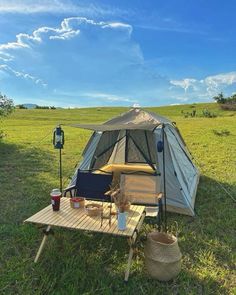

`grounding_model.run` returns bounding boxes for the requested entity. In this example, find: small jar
[70,197,85,209]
